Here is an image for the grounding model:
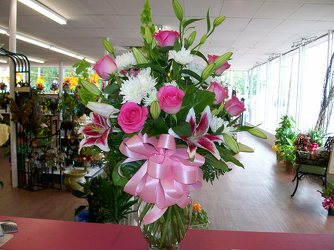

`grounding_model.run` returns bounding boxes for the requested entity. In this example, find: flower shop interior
[0,0,334,249]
